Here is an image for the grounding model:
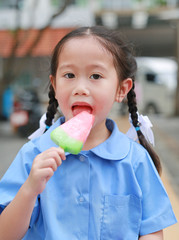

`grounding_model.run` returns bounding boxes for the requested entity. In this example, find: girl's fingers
[38,158,61,172]
[27,147,65,195]
[38,168,54,181]
[41,147,66,163]
[35,147,65,170]
[31,147,65,179]
[56,147,66,161]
